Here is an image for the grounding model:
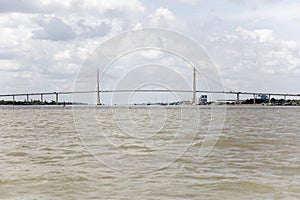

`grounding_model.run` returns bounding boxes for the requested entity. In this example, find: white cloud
[0,0,40,13]
[79,0,145,13]
[148,7,186,30]
[76,19,111,38]
[171,0,203,4]
[137,50,163,59]
[0,14,35,50]
[0,0,300,97]
[208,26,300,92]
[11,72,33,79]
[225,1,300,22]
[236,27,274,43]
[0,0,146,94]
[229,0,281,5]
[0,0,145,14]
[149,7,176,27]
[50,63,79,74]
[0,60,20,71]
[53,50,71,61]
[32,17,76,41]
[134,22,143,29]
